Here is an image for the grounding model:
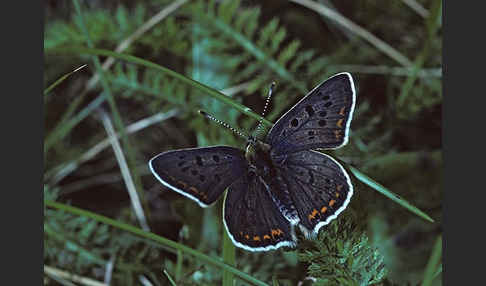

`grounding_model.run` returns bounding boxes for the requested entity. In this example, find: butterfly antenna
[198,110,249,140]
[254,81,276,137]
